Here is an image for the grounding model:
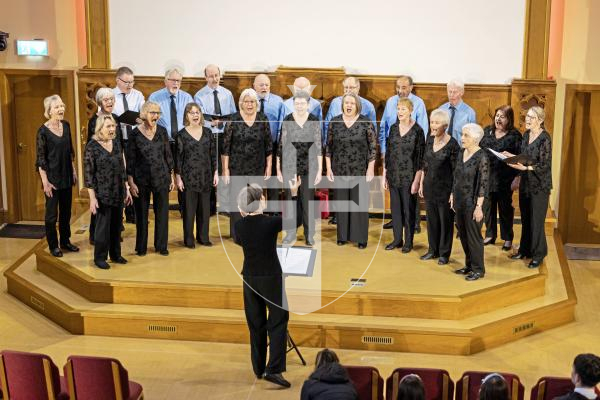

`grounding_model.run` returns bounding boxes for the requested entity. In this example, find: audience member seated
[300,349,358,400]
[397,374,426,400]
[553,353,600,400]
[480,373,510,400]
